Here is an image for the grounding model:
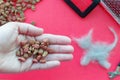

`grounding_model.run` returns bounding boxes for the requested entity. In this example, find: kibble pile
[16,39,50,63]
[0,0,40,26]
